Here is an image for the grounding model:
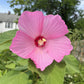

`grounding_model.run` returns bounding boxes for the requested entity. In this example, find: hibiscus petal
[42,14,69,39]
[10,31,35,59]
[18,11,44,39]
[29,48,54,71]
[45,36,73,62]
